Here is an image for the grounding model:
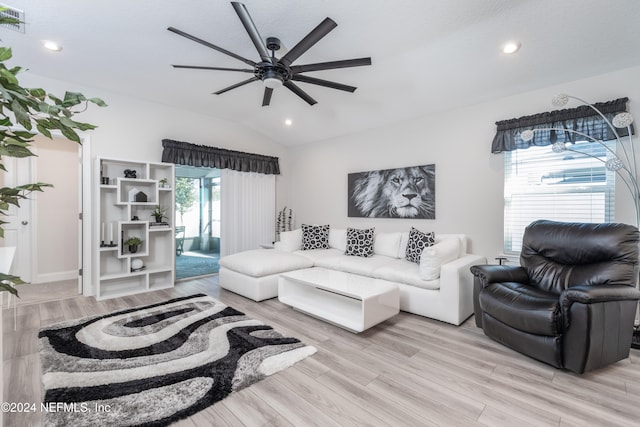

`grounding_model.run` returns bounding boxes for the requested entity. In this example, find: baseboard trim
[32,271,77,284]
